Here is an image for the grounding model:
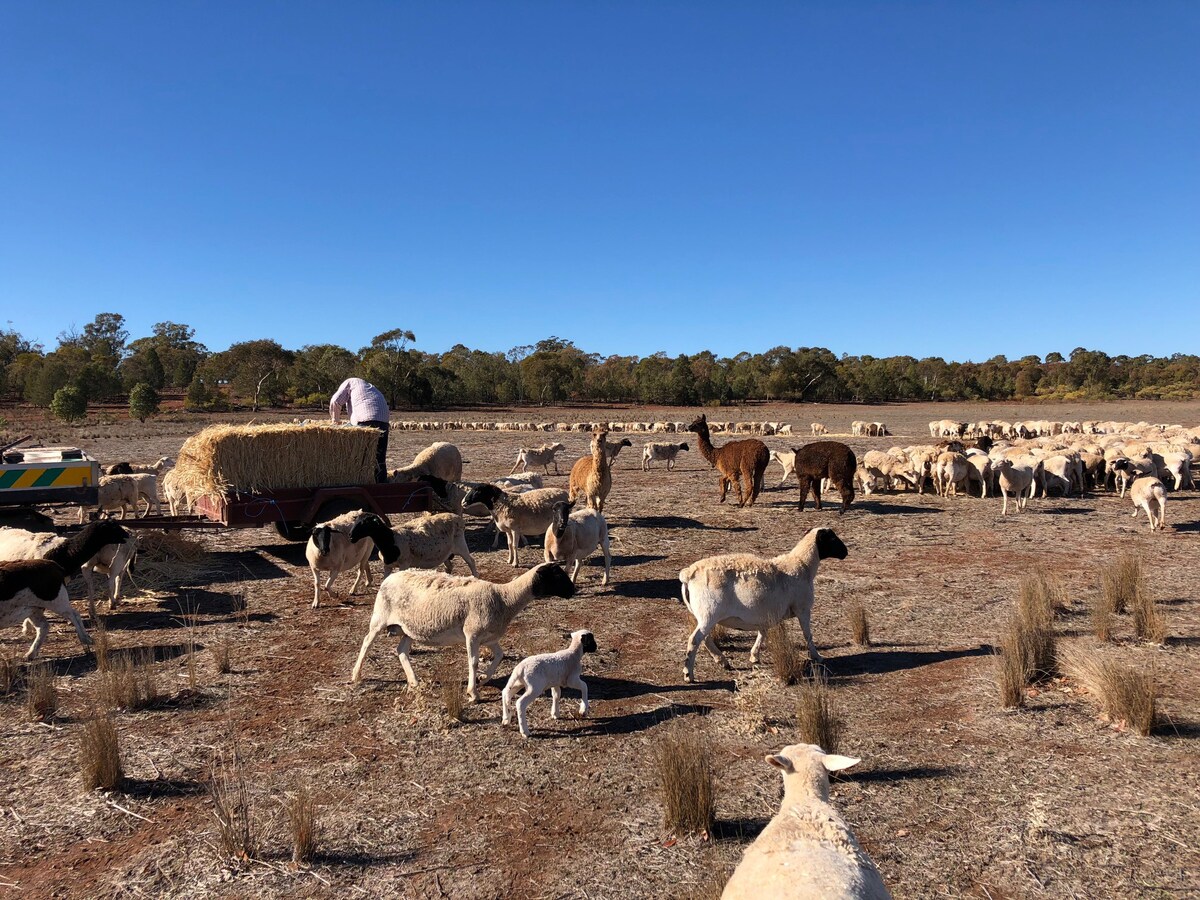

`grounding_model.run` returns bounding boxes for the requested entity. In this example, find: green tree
[50,385,86,422]
[209,339,294,409]
[129,383,160,422]
[360,329,418,408]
